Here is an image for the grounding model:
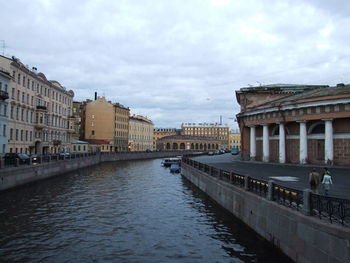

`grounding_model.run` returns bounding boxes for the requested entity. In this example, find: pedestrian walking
[322,169,333,196]
[321,167,330,182]
[309,168,320,194]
